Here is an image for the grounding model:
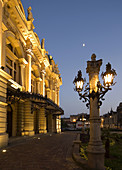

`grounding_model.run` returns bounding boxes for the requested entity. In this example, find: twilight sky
[21,0,122,117]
